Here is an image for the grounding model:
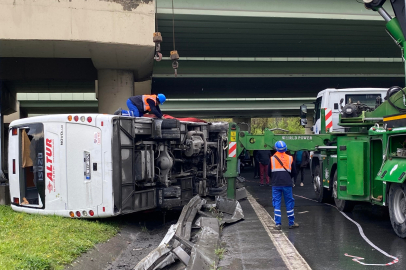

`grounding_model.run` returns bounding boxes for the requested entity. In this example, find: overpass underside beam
[162,98,314,118]
[19,101,98,115]
[153,60,404,78]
